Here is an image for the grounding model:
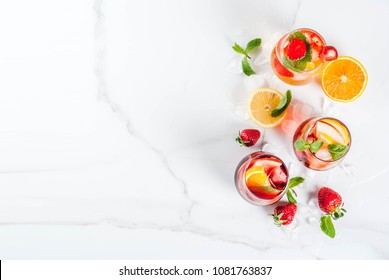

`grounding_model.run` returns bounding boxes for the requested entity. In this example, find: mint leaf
[294,138,323,153]
[242,57,255,76]
[328,144,348,160]
[271,90,292,118]
[294,139,310,151]
[292,31,307,41]
[245,38,261,54]
[232,43,249,58]
[288,176,305,189]
[294,46,312,71]
[320,215,336,238]
[309,140,323,153]
[286,189,297,204]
